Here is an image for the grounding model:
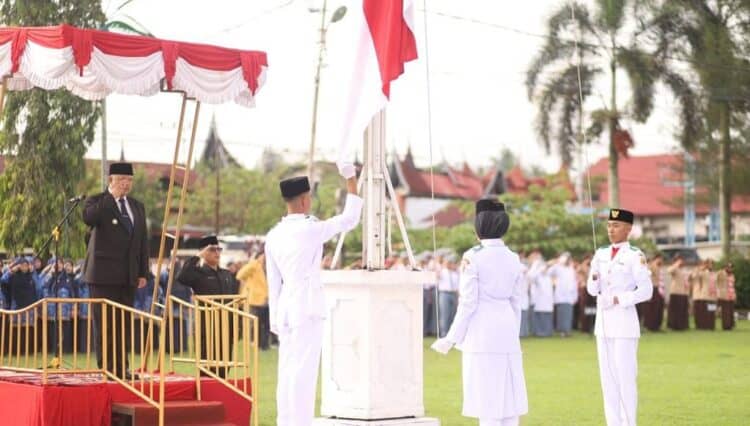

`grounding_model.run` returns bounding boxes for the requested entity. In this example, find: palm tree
[641,0,750,257]
[526,1,700,207]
